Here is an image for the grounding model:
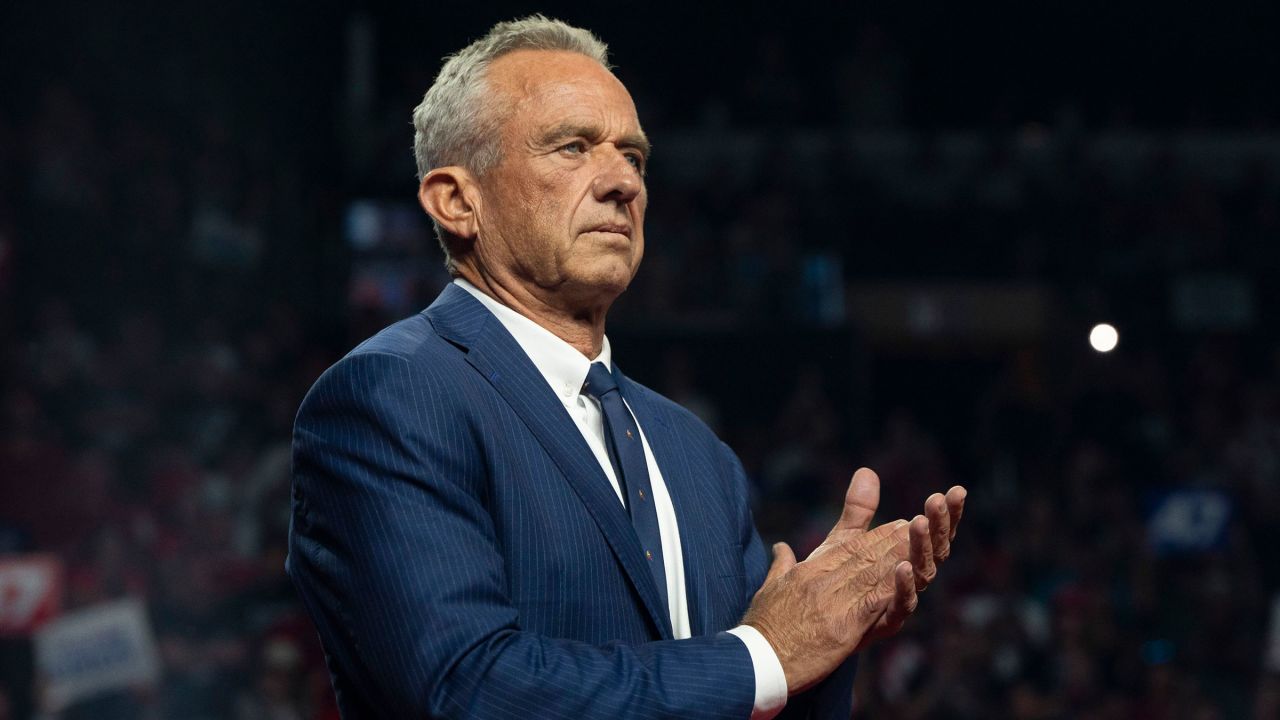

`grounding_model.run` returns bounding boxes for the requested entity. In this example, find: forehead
[486,49,640,130]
